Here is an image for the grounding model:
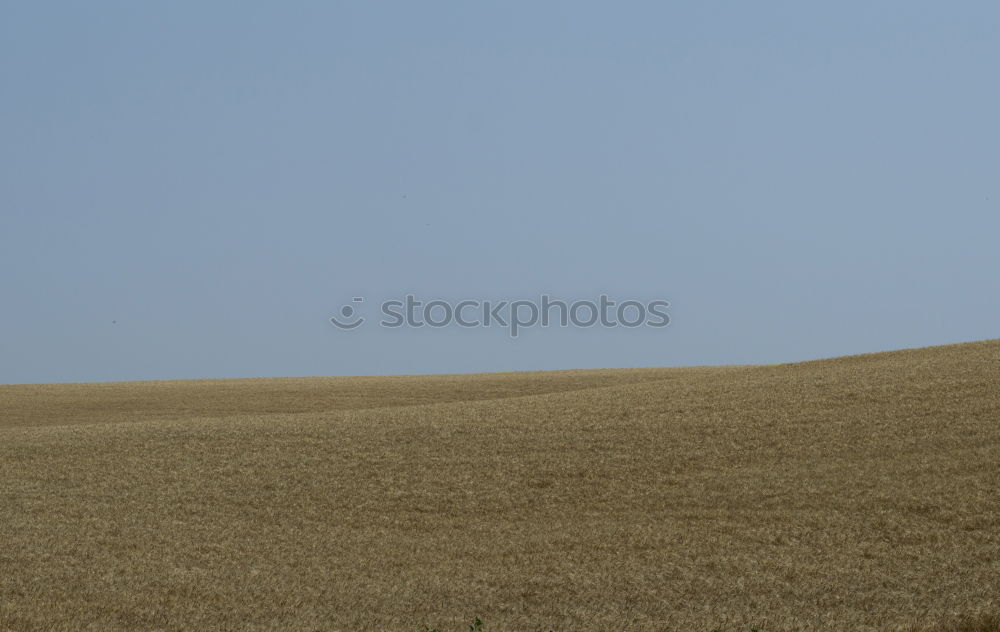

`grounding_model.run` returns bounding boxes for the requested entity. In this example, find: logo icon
[329,297,366,330]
